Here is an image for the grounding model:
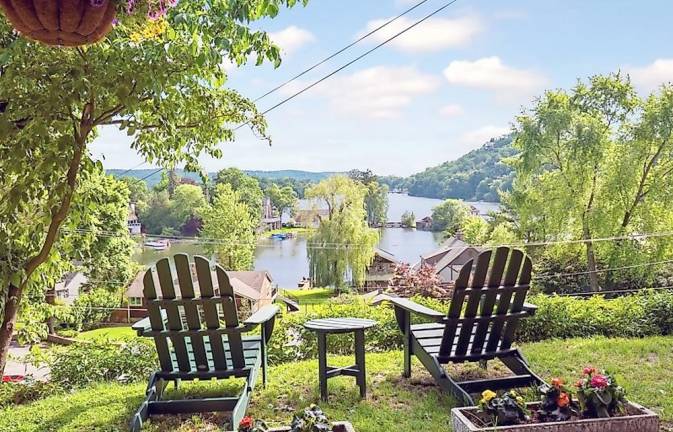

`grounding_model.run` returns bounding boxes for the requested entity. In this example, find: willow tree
[0,0,307,374]
[306,176,379,289]
[510,73,673,292]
